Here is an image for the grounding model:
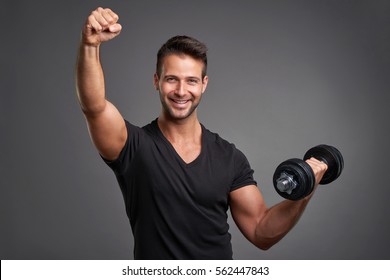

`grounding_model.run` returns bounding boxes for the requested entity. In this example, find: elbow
[258,244,272,251]
[253,218,288,251]
[253,230,285,251]
[255,240,276,251]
